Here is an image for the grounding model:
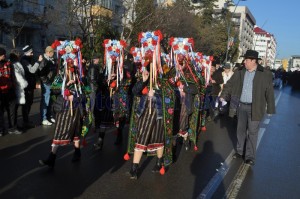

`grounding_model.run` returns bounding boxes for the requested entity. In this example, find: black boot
[114,128,123,145]
[152,157,164,173]
[129,163,139,180]
[94,131,105,150]
[94,137,104,150]
[184,139,190,151]
[72,147,81,162]
[39,152,56,168]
